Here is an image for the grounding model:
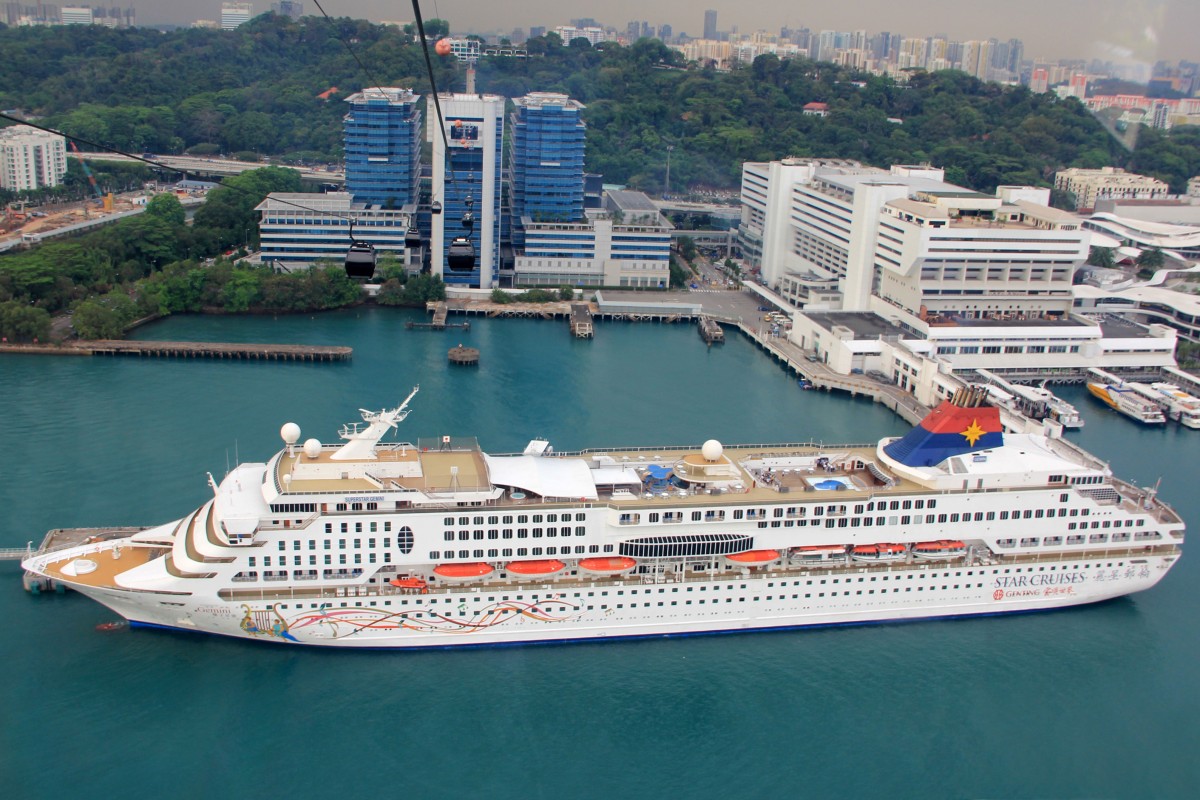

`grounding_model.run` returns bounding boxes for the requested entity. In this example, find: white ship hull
[23,390,1185,650]
[62,546,1176,649]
